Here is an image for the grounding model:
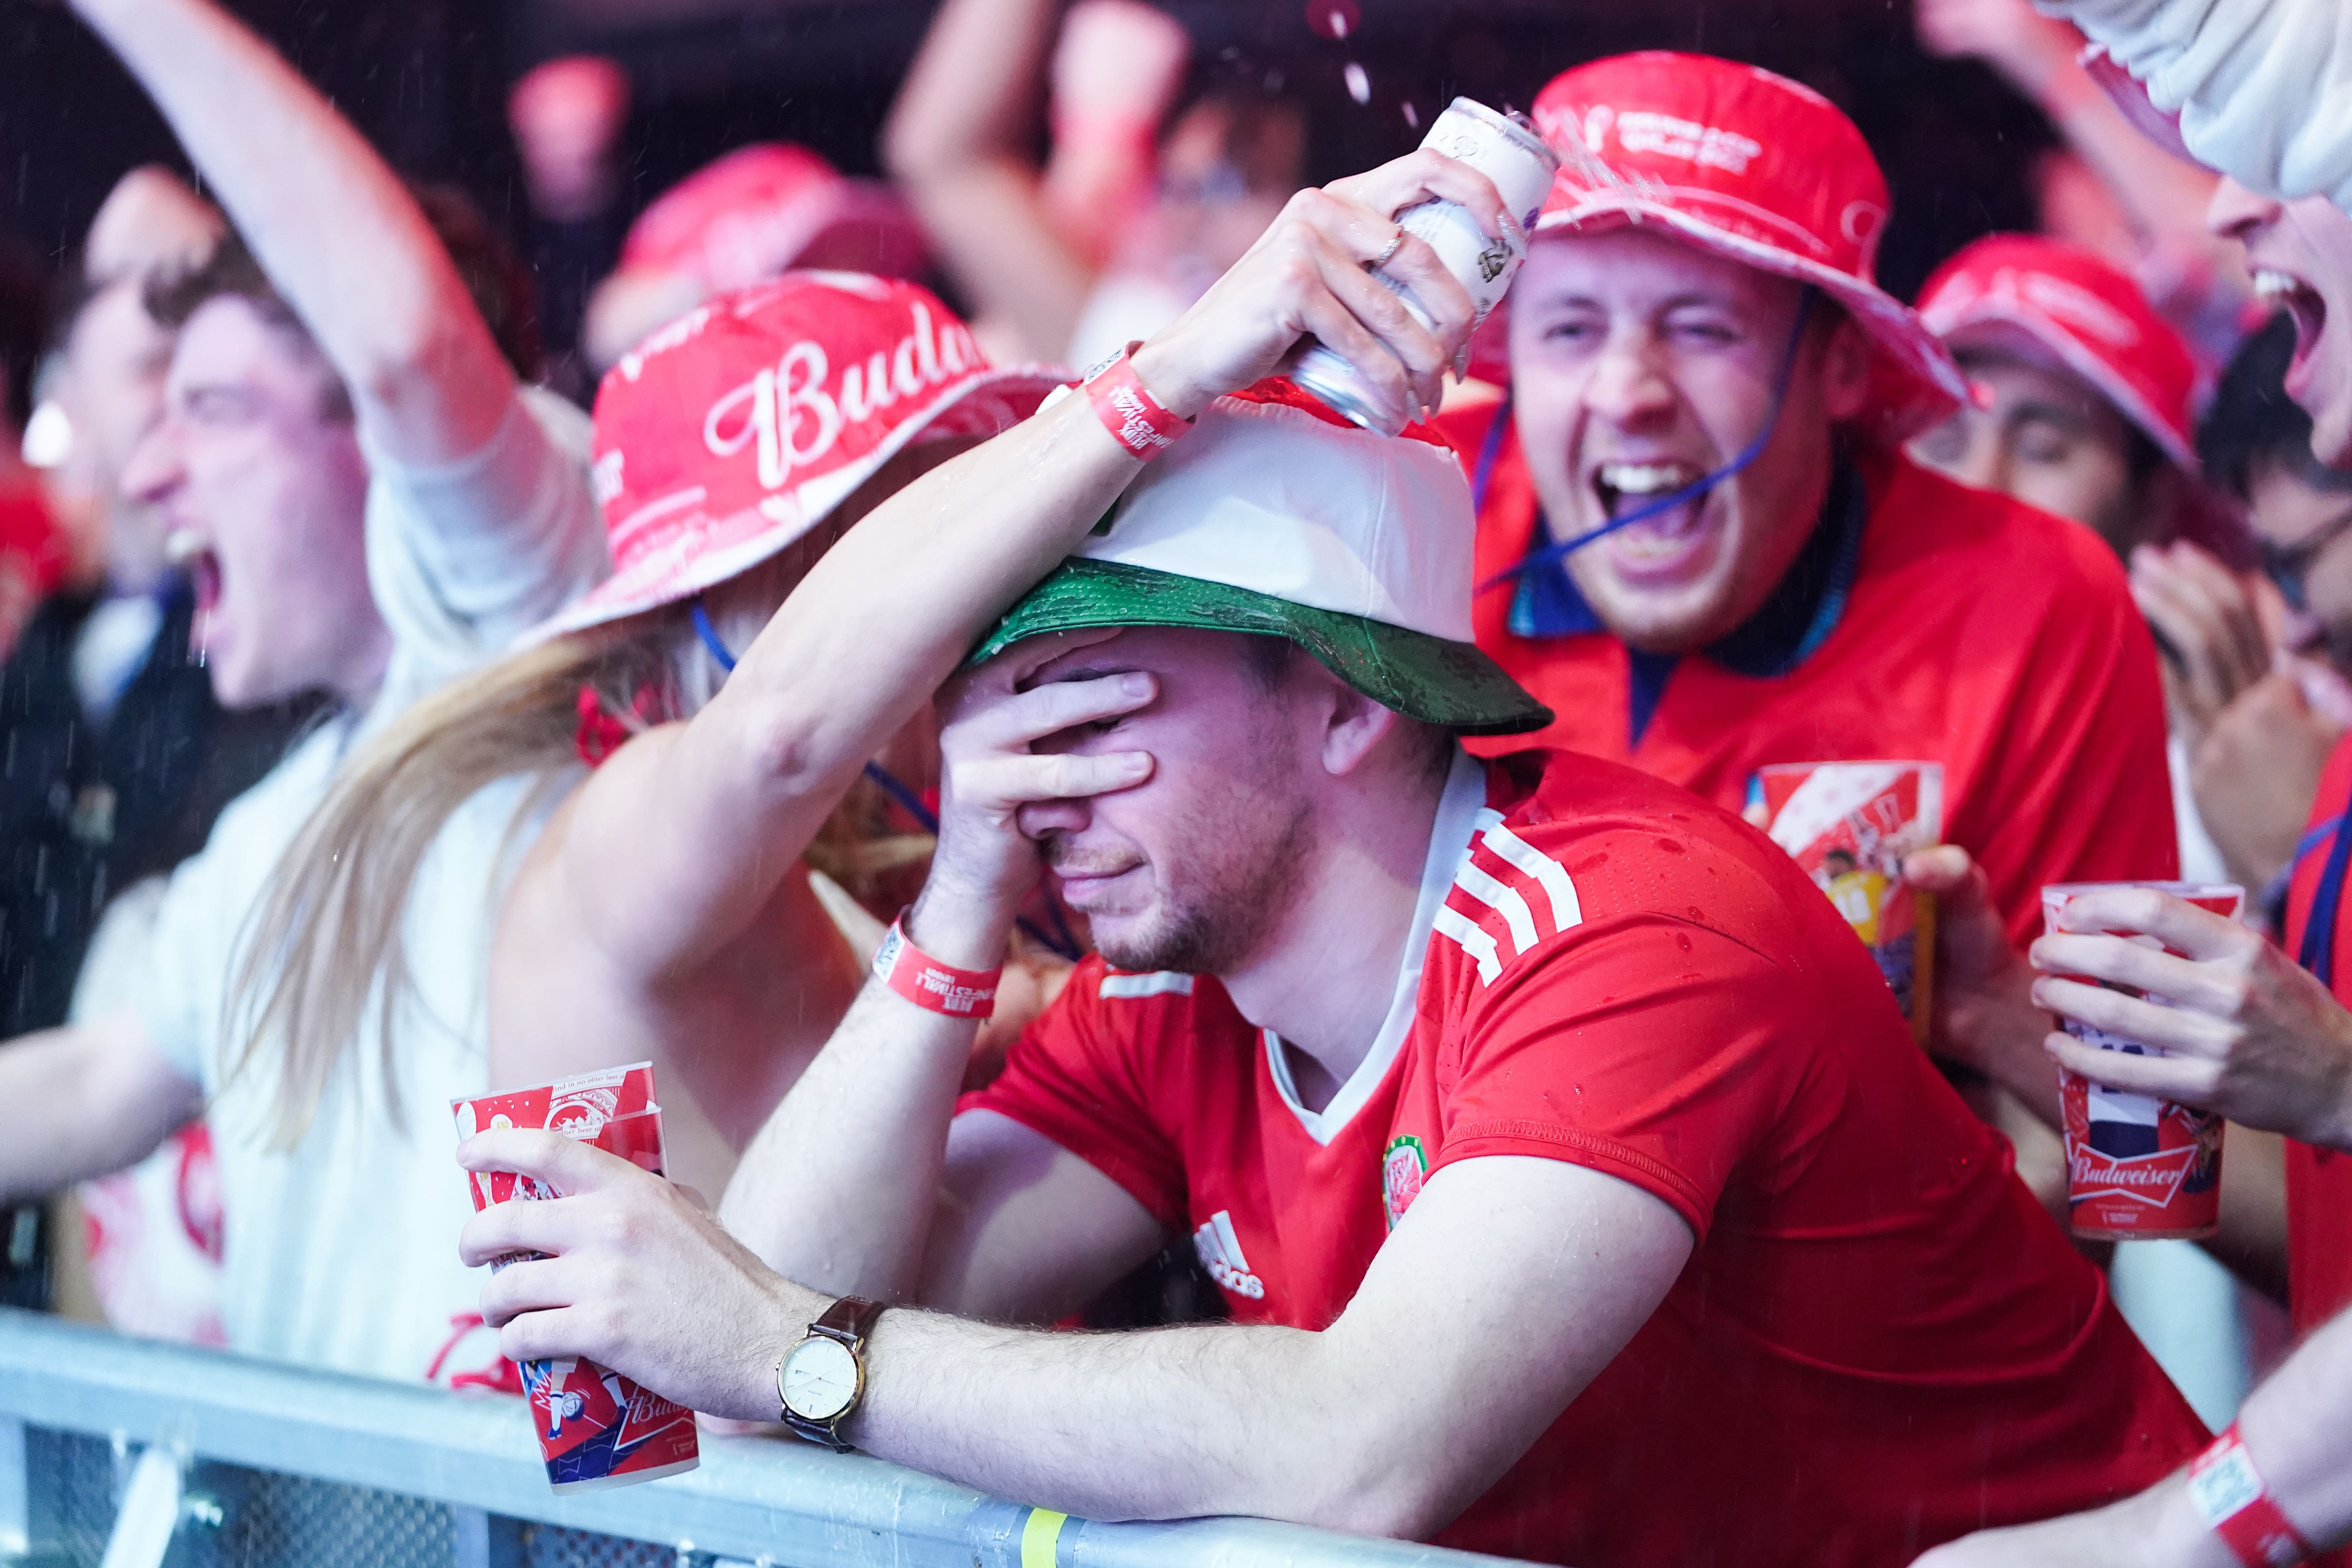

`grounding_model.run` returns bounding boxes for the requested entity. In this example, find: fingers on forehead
[997,625,1124,682]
